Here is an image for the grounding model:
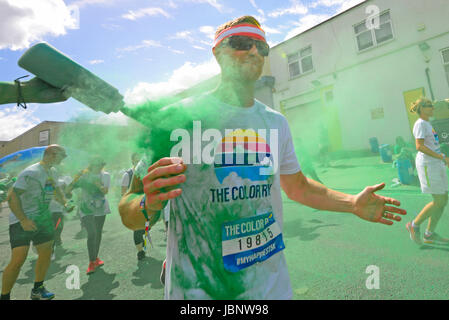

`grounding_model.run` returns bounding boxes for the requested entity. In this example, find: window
[39,130,50,146]
[288,46,314,79]
[442,48,449,87]
[354,10,394,52]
